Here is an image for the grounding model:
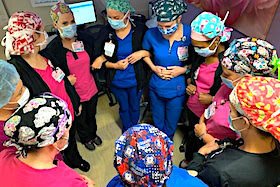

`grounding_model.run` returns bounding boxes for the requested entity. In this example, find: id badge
[72,41,85,52]
[204,101,216,119]
[177,46,189,61]
[104,41,115,57]
[52,67,65,83]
